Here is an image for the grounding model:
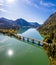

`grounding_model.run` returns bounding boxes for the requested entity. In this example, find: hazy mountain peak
[15,18,28,23]
[0,17,40,29]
